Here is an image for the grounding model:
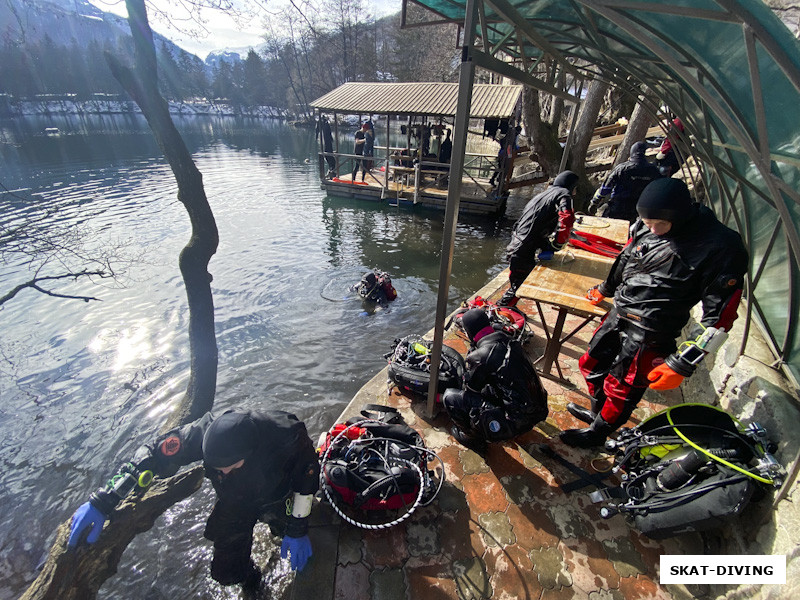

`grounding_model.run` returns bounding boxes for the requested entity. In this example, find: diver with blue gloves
[499,170,578,306]
[67,409,320,595]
